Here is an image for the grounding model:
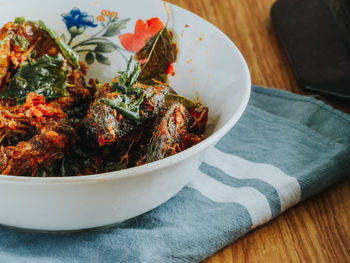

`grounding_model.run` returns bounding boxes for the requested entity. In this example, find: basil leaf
[100,95,143,121]
[110,82,142,96]
[0,54,68,104]
[100,57,145,121]
[113,56,141,89]
[110,57,142,95]
[14,17,26,24]
[37,20,80,68]
[136,27,177,82]
[124,56,141,86]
